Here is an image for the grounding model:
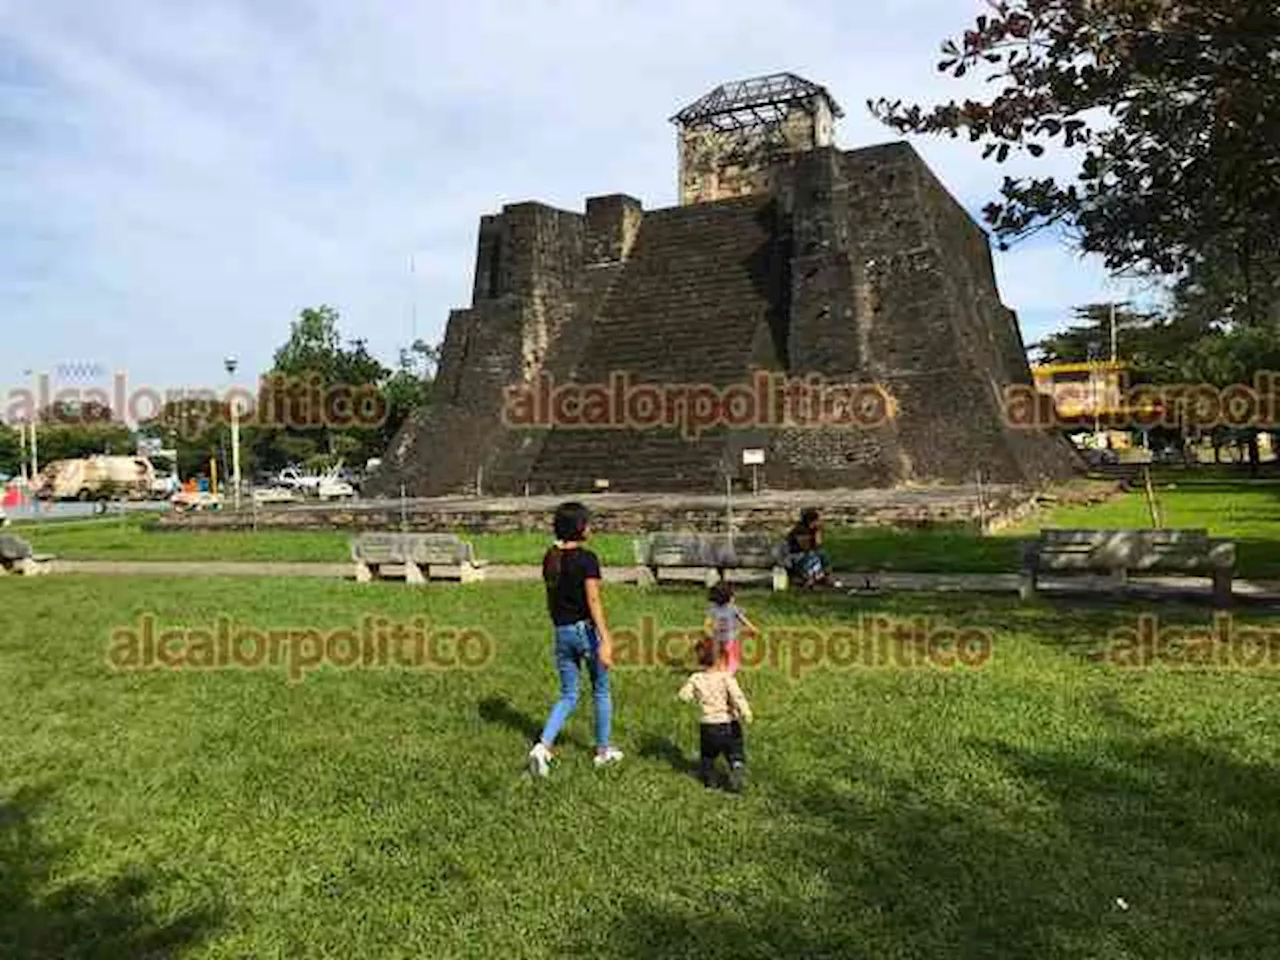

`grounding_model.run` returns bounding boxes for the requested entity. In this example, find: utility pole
[18,422,28,483]
[1110,301,1118,364]
[225,357,241,511]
